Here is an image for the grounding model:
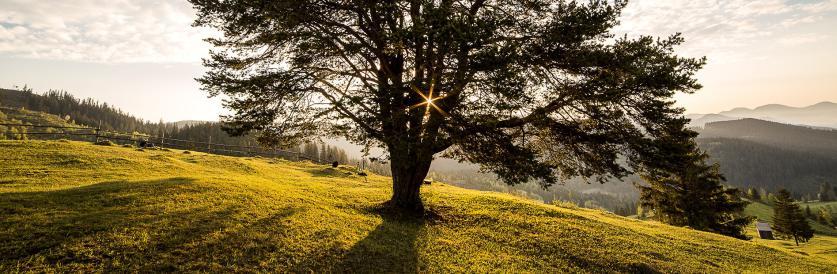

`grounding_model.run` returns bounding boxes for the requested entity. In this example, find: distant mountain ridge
[688,101,837,128]
[700,118,837,156]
